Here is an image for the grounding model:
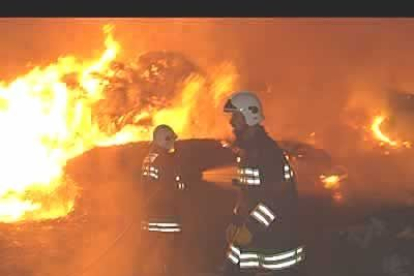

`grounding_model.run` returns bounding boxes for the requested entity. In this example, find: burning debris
[371,115,399,147]
[319,165,348,203]
[92,51,204,137]
[0,24,237,223]
[370,115,411,150]
[1,19,414,276]
[320,174,342,189]
[0,24,121,223]
[344,89,413,154]
[367,91,414,151]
